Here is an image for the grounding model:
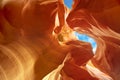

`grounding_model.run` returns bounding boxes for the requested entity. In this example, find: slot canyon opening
[64,0,73,9]
[1,0,120,80]
[64,0,97,53]
[74,32,97,53]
